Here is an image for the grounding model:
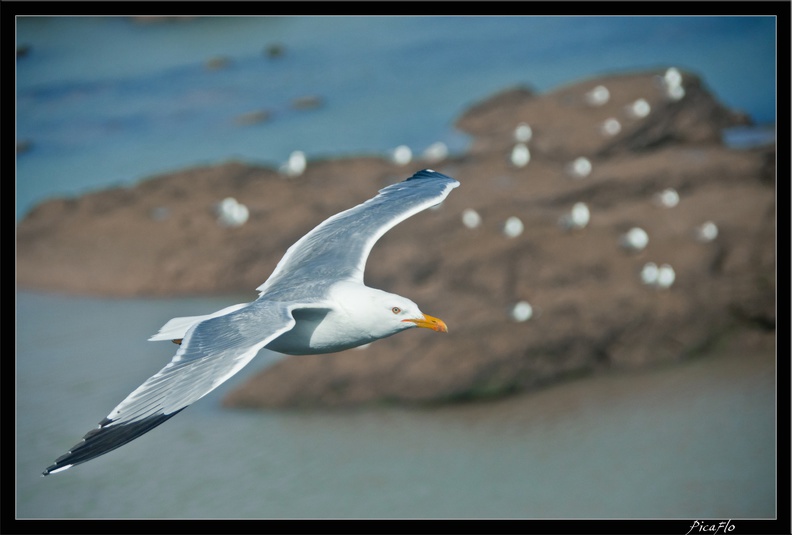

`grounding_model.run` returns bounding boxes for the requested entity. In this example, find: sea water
[16,291,775,518]
[15,16,776,220]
